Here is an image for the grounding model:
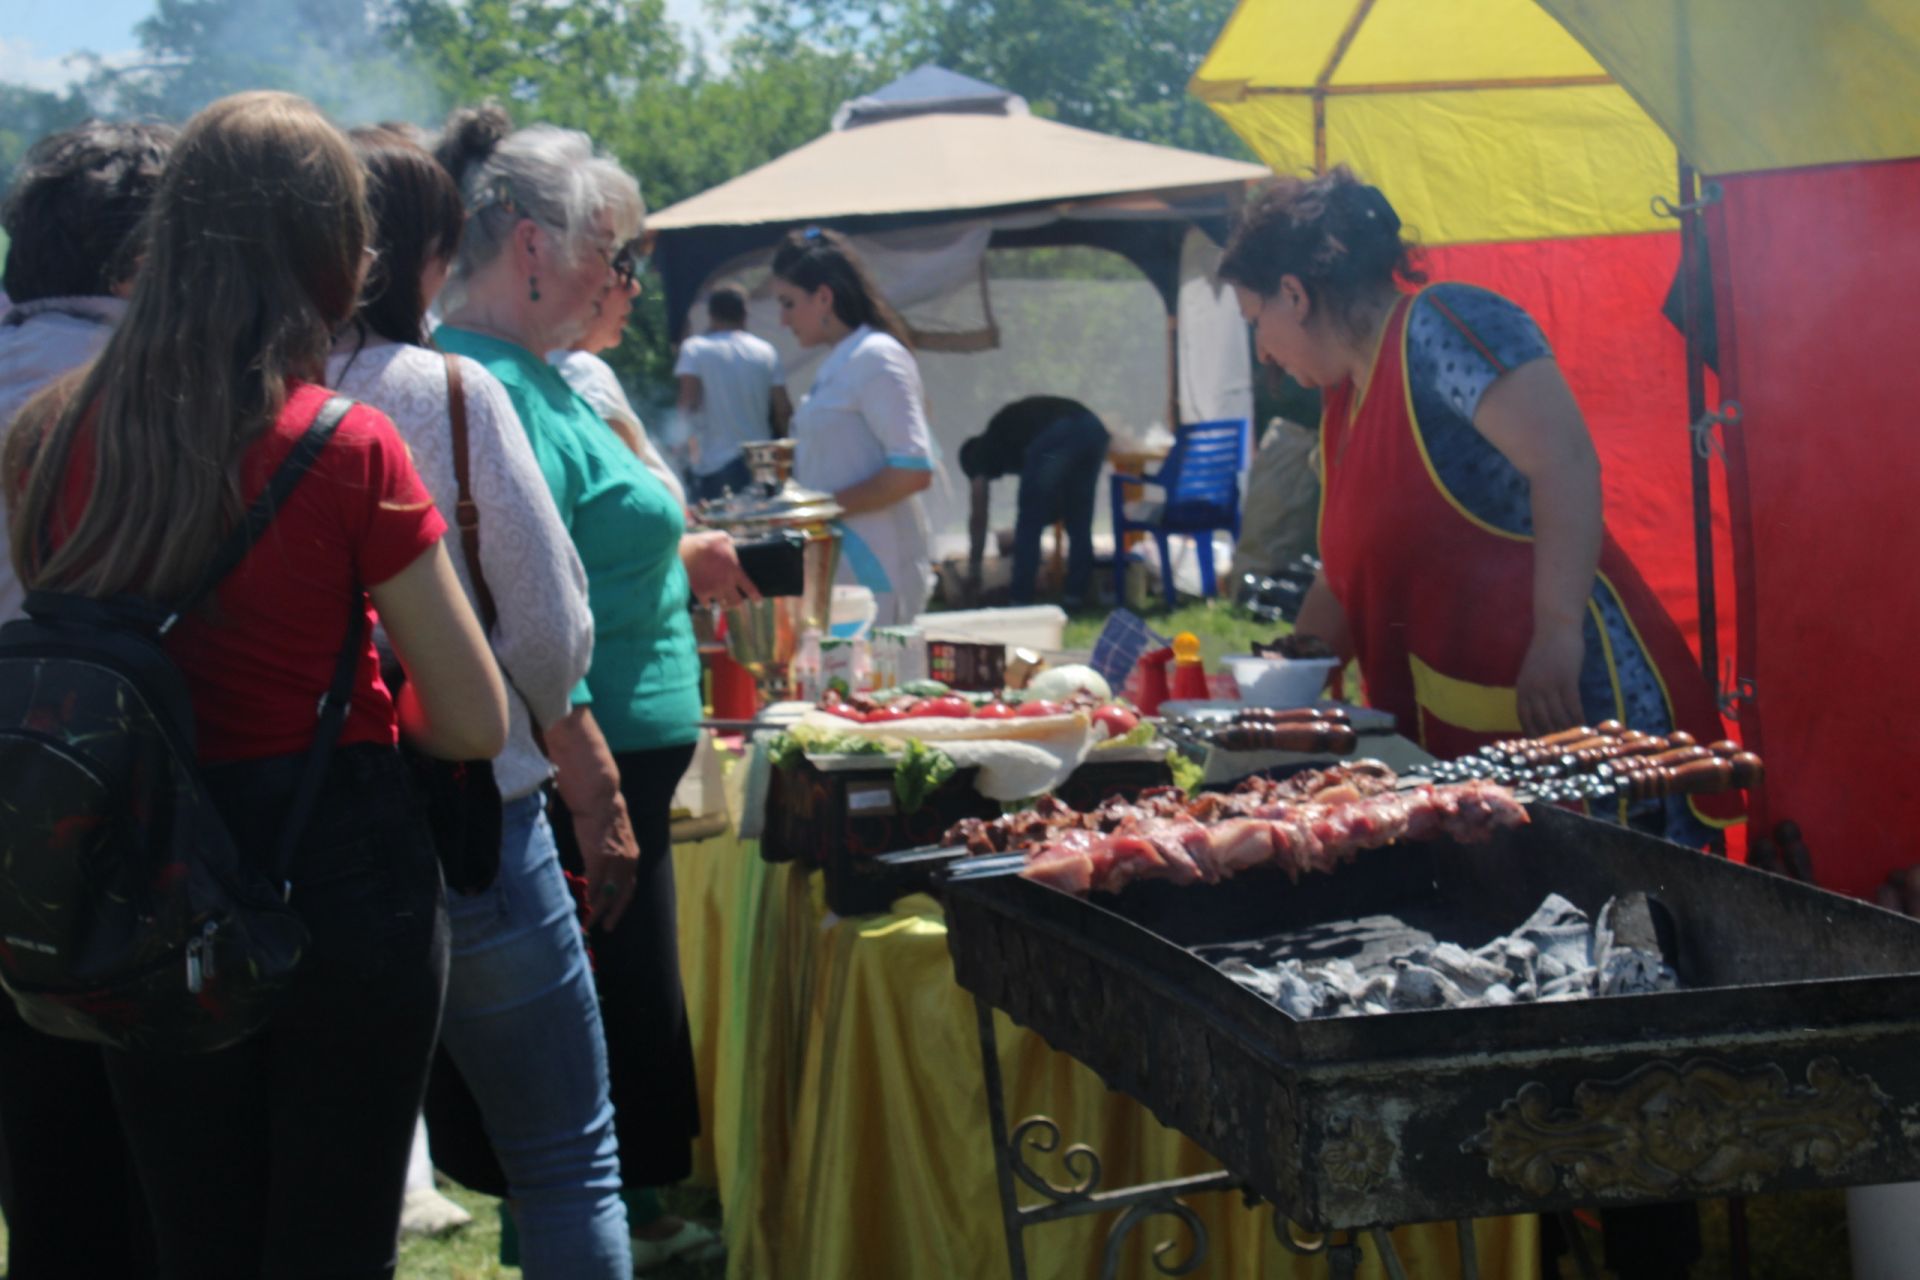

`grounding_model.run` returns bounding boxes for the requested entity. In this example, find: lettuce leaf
[1091,720,1159,751]
[767,726,957,814]
[893,738,957,813]
[1168,750,1205,797]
